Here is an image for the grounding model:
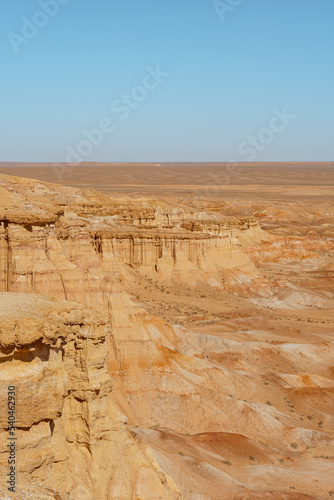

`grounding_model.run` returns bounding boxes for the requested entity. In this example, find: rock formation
[0,293,181,499]
[0,172,333,500]
[0,174,272,303]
